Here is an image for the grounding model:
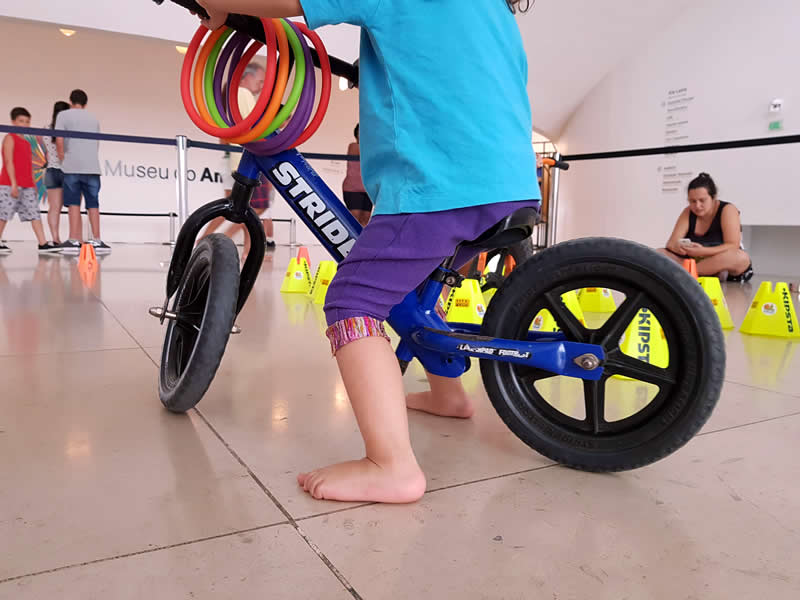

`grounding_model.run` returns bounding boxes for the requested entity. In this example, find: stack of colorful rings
[180,18,332,155]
